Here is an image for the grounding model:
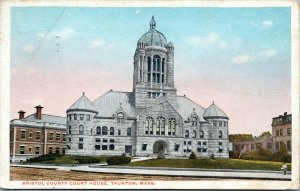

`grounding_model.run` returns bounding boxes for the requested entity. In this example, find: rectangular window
[142,144,147,151]
[174,144,180,152]
[197,148,202,152]
[20,146,25,154]
[102,145,108,150]
[29,132,33,138]
[35,147,40,155]
[74,114,77,120]
[68,137,71,142]
[86,115,90,121]
[148,92,151,98]
[218,148,223,153]
[184,141,186,145]
[109,139,115,143]
[55,147,60,154]
[95,138,101,142]
[279,129,283,136]
[36,131,41,140]
[63,148,66,155]
[109,144,115,150]
[203,142,207,146]
[219,121,222,127]
[80,114,84,120]
[78,143,83,149]
[95,145,101,150]
[49,147,53,154]
[275,141,280,150]
[198,141,201,145]
[287,141,291,151]
[213,121,217,127]
[203,148,207,152]
[287,128,291,136]
[55,133,61,141]
[103,139,108,143]
[188,141,192,145]
[276,130,279,136]
[63,134,66,141]
[49,132,54,141]
[28,147,32,152]
[219,142,223,146]
[20,130,26,139]
[118,130,121,136]
[79,137,83,142]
